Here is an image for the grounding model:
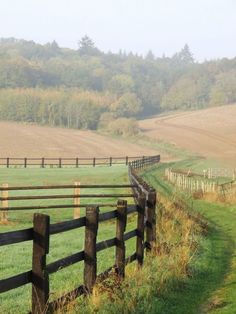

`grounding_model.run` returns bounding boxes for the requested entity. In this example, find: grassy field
[0,166,138,313]
[1,159,236,313]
